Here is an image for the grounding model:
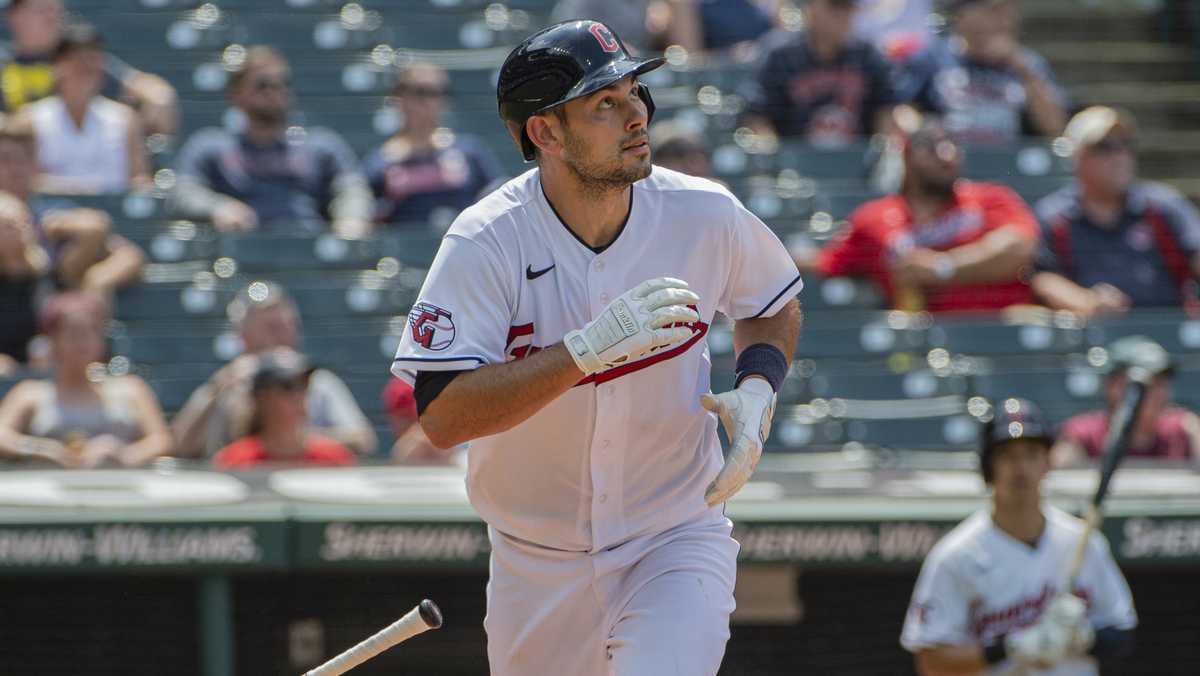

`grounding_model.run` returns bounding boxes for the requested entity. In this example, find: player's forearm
[914,645,987,675]
[419,344,583,448]
[732,298,801,363]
